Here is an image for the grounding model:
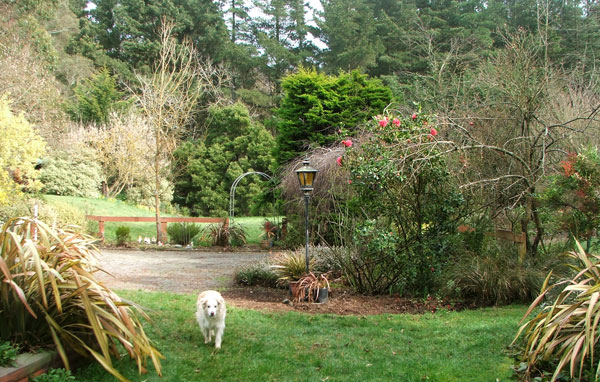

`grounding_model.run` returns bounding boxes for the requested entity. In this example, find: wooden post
[474,228,527,263]
[281,217,288,240]
[98,220,105,240]
[517,232,527,264]
[160,222,168,243]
